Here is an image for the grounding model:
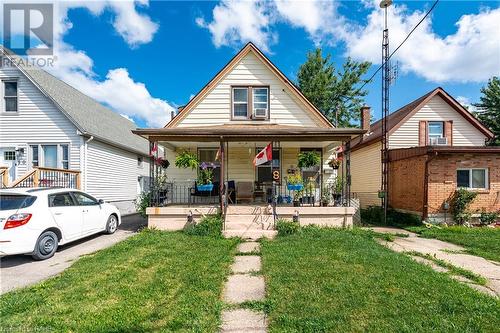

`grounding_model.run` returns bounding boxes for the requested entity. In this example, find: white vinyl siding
[0,66,81,176]
[389,95,487,148]
[350,142,382,208]
[85,140,149,202]
[176,52,322,127]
